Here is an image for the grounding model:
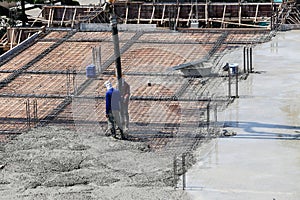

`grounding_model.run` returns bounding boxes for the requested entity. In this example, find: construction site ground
[0,15,278,200]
